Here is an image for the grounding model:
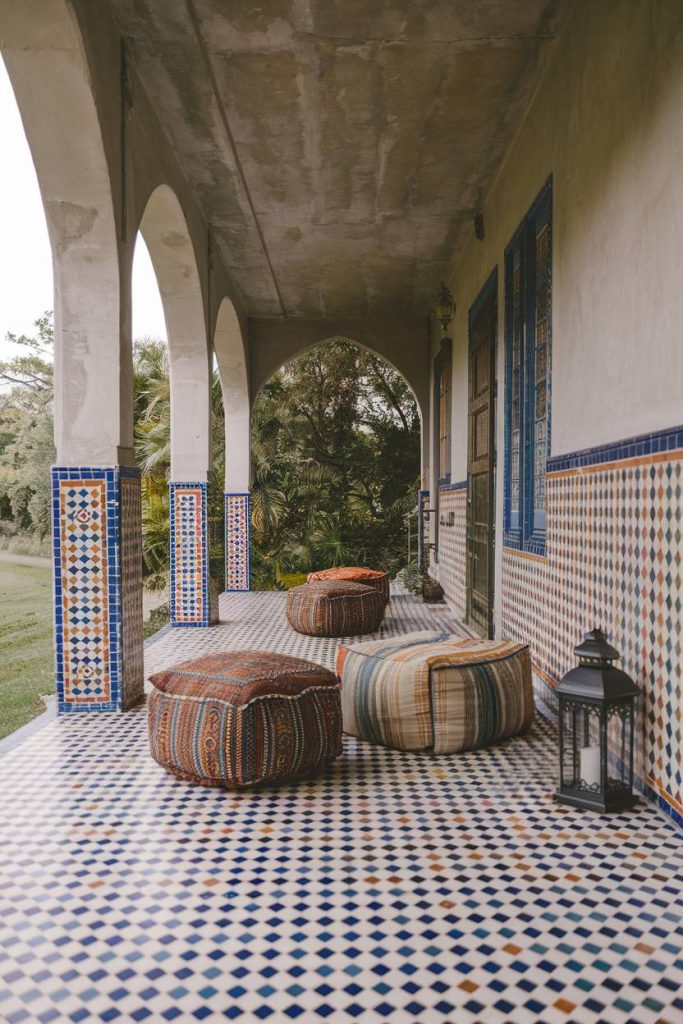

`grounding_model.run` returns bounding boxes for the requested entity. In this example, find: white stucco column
[139,185,218,626]
[214,298,251,592]
[2,1,144,712]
